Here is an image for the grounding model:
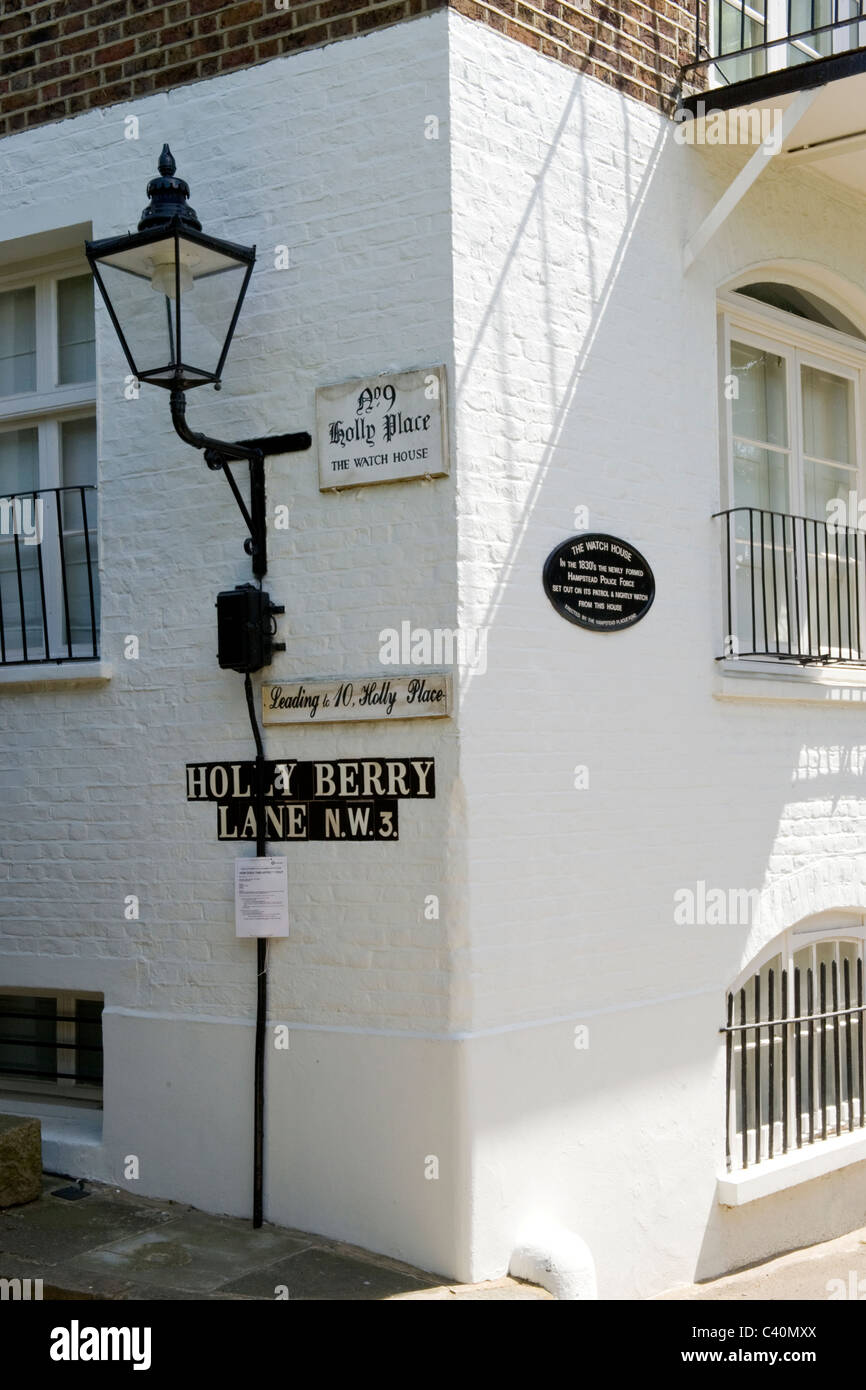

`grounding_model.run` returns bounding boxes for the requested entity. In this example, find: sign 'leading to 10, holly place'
[316,365,449,490]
